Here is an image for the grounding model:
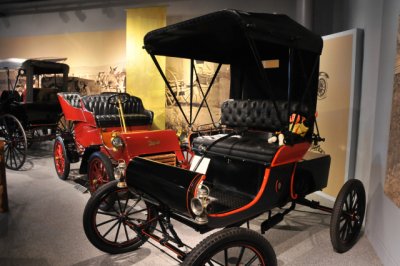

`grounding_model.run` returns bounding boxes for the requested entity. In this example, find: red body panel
[271,142,311,167]
[58,93,182,165]
[74,122,102,149]
[119,130,183,162]
[57,94,86,122]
